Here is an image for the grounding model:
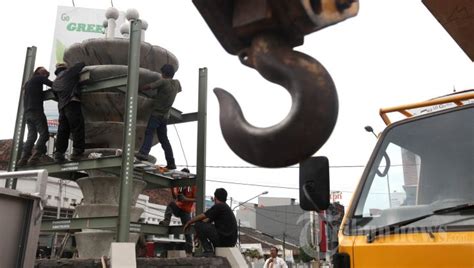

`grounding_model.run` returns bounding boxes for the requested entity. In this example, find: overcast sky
[1,1,473,207]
